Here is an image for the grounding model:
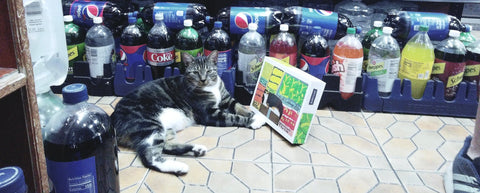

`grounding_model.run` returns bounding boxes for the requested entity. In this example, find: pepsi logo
[299,59,309,71]
[234,12,253,29]
[314,9,333,16]
[119,50,127,62]
[82,5,100,19]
